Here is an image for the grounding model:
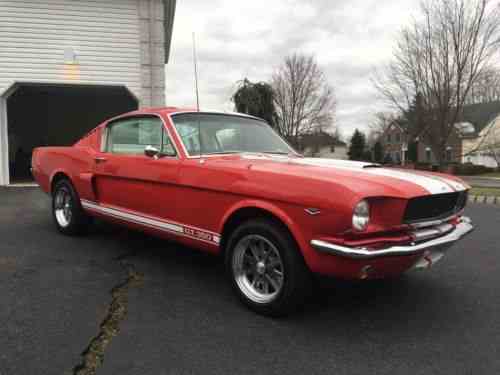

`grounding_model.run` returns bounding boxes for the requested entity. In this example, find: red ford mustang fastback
[32,107,474,316]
